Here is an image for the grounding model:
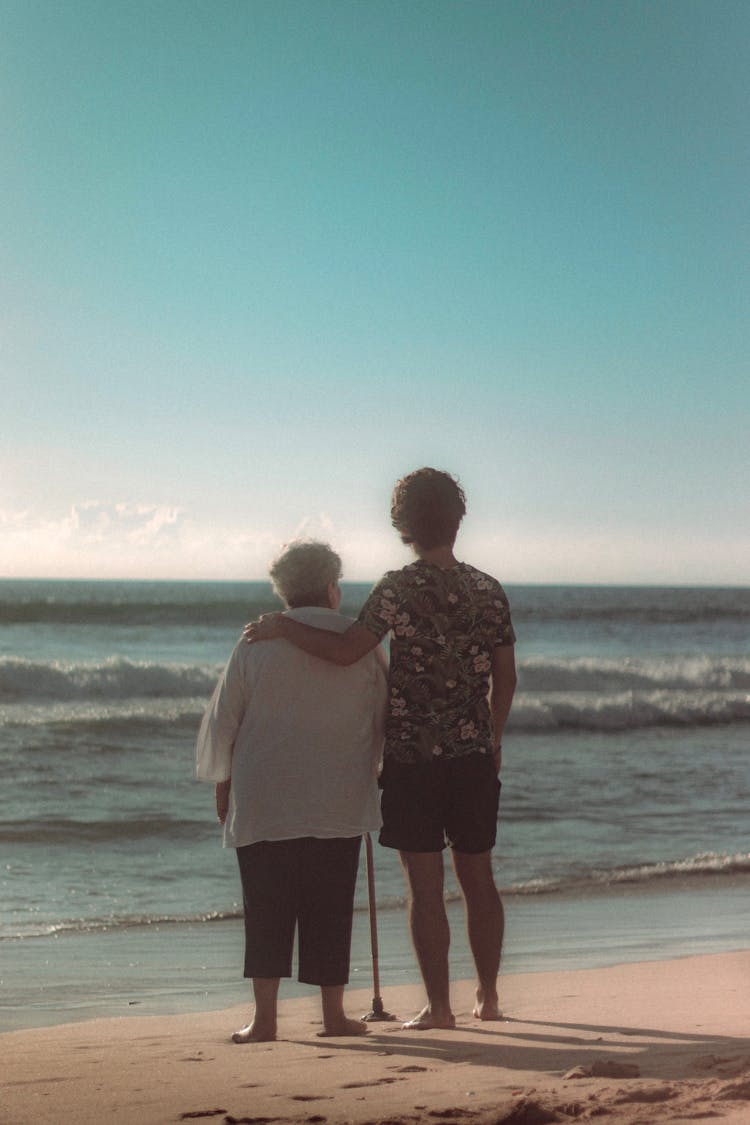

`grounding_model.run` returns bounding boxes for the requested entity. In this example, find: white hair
[269,540,342,607]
